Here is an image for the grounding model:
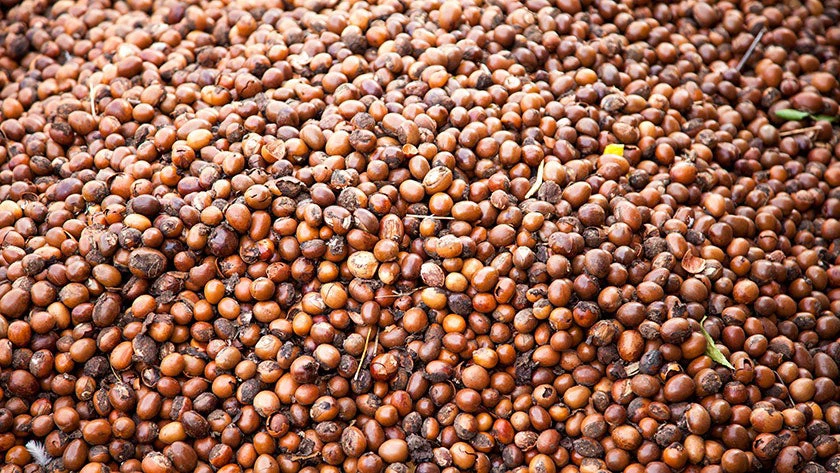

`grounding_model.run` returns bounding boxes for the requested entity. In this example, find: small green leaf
[774,109,810,121]
[811,115,838,123]
[700,317,735,369]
